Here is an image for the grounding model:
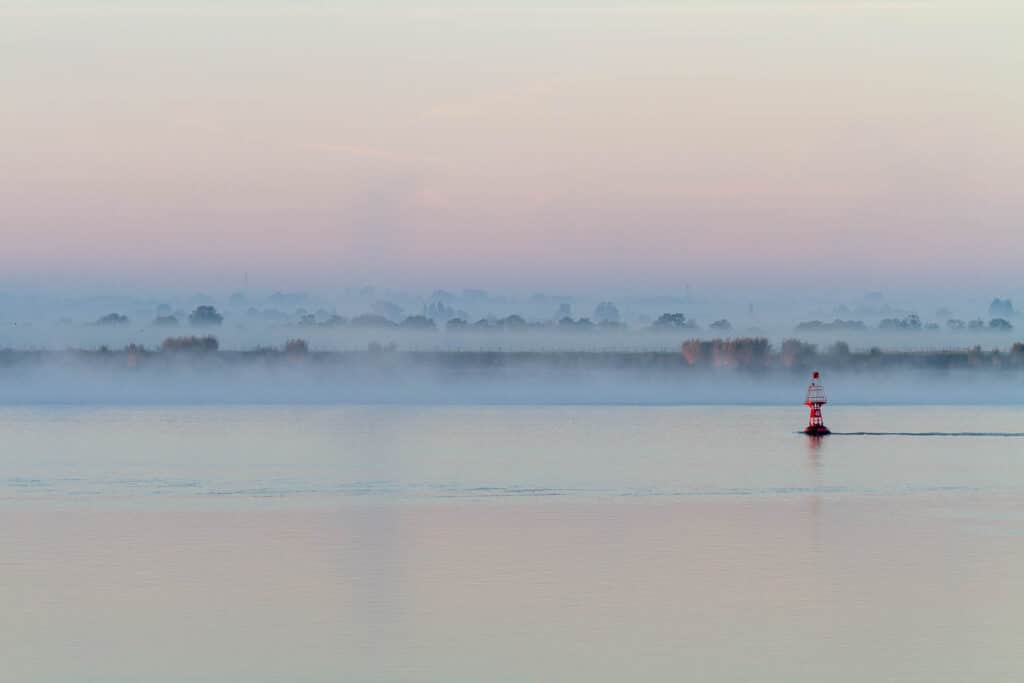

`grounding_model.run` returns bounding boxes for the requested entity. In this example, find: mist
[4,346,1024,406]
[3,286,1024,352]
[3,286,1024,405]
